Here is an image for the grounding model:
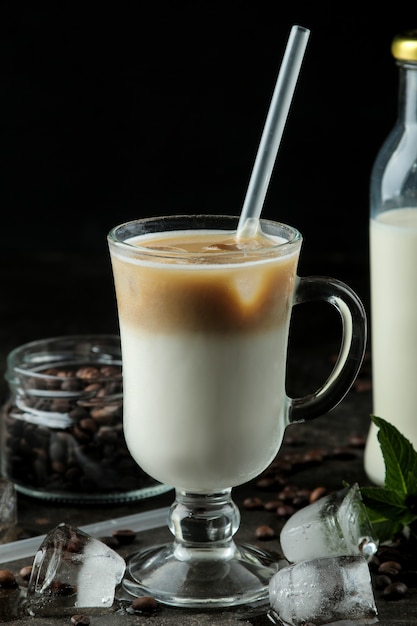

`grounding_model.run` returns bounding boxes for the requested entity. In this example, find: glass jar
[0,335,172,503]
